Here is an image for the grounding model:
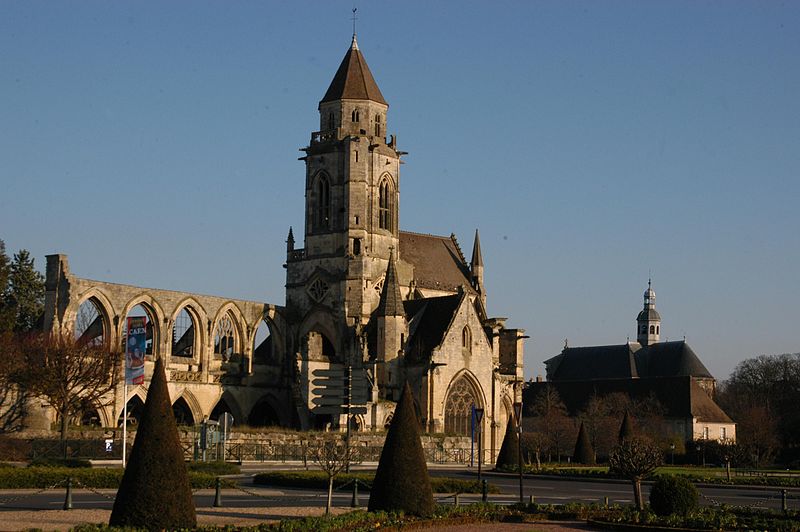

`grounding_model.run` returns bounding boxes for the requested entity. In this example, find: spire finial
[351,7,358,49]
